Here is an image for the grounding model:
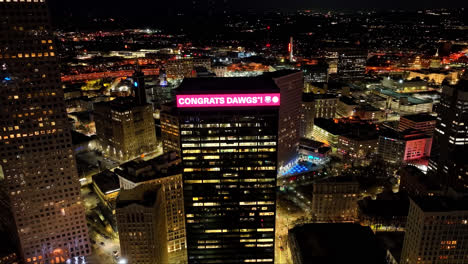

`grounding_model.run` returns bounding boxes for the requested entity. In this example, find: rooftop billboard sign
[176,93,280,108]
